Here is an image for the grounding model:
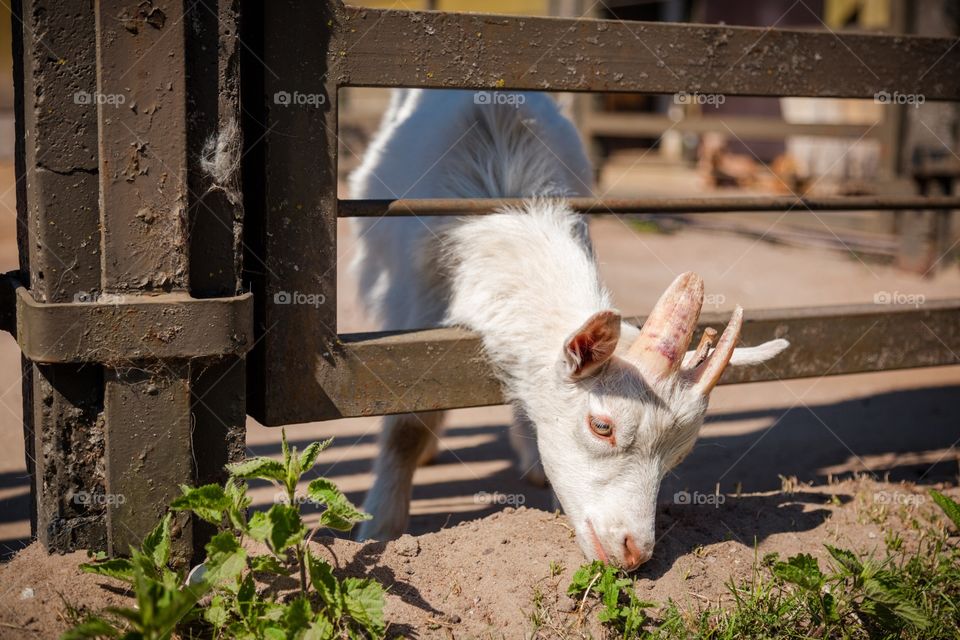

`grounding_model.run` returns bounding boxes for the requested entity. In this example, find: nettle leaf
[130,552,161,625]
[930,489,960,529]
[247,504,306,555]
[225,479,252,532]
[205,531,247,585]
[284,596,314,635]
[307,550,343,619]
[264,627,287,640]
[304,617,336,640]
[281,429,292,471]
[862,575,930,630]
[568,561,605,595]
[141,513,172,570]
[821,591,840,623]
[300,438,334,475]
[60,617,120,639]
[308,478,371,531]
[205,594,230,630]
[236,573,258,624]
[171,484,231,525]
[343,577,386,636]
[249,554,288,576]
[80,558,135,583]
[773,554,824,591]
[227,457,287,484]
[153,582,211,633]
[825,544,863,575]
